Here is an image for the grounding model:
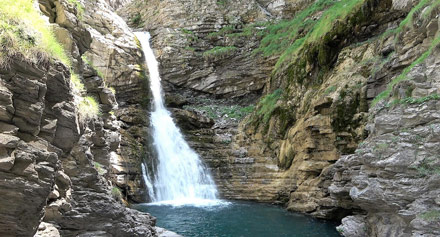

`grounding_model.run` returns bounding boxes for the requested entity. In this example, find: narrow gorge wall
[0,0,157,236]
[126,0,440,236]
